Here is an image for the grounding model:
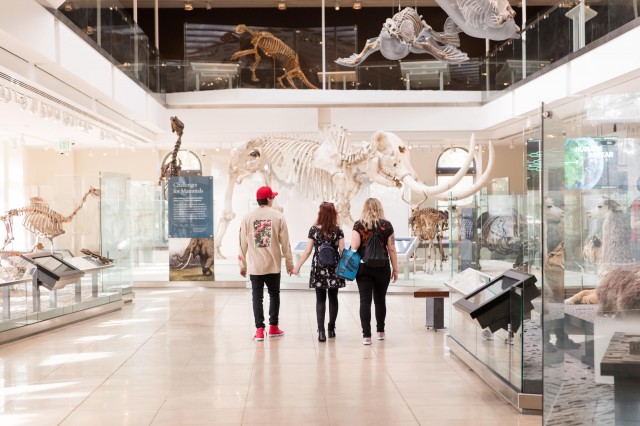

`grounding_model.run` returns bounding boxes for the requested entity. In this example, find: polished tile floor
[0,288,541,425]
